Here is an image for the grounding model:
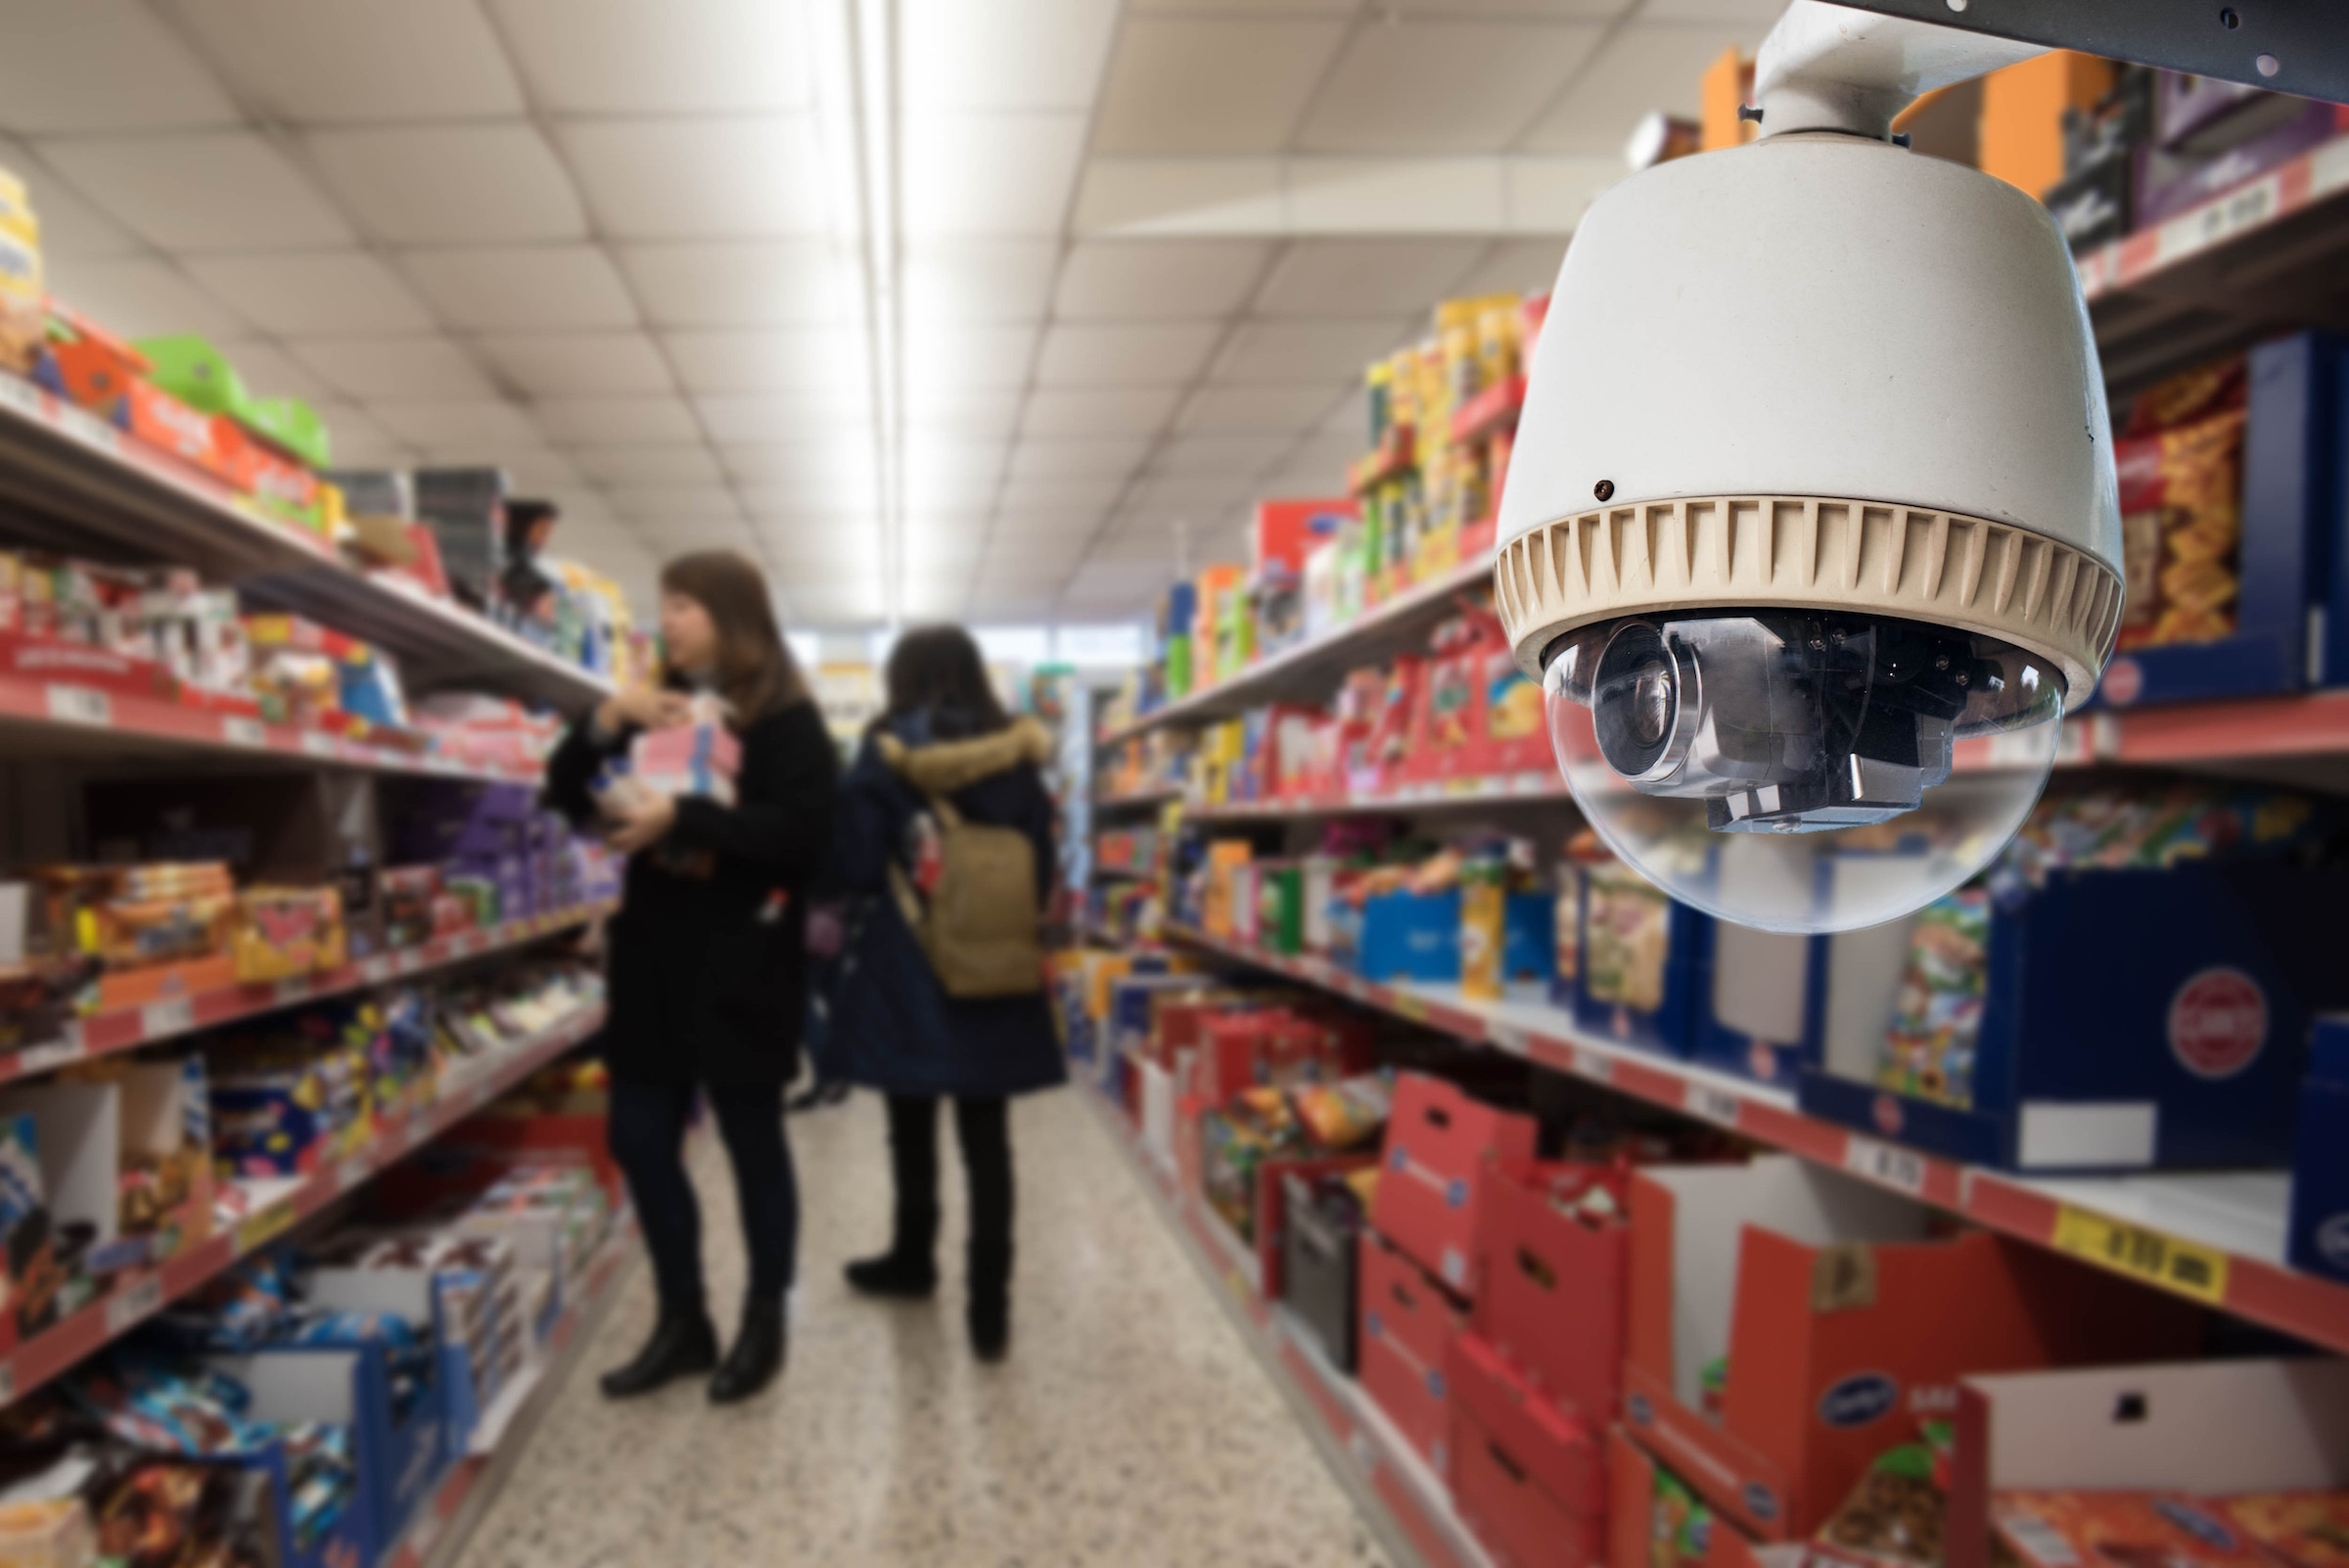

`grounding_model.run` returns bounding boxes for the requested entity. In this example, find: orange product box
[1368,1071,1538,1298]
[1475,1158,1632,1424]
[1623,1156,2202,1542]
[1449,1328,1605,1525]
[1358,1227,1467,1476]
[49,339,231,482]
[94,951,238,1014]
[1946,1358,2349,1568]
[1609,1428,1772,1568]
